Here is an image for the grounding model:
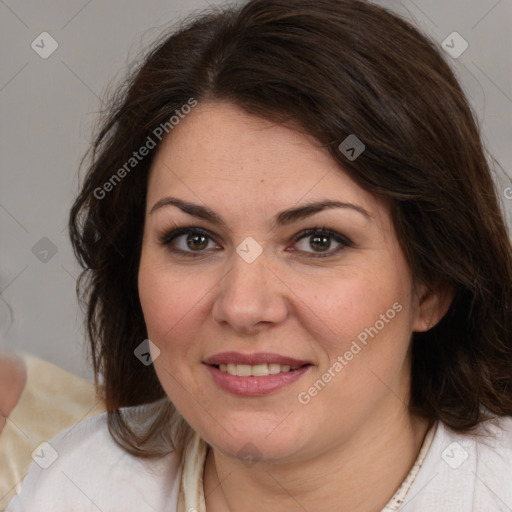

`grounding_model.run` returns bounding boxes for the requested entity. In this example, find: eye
[159,227,220,257]
[159,226,352,259]
[289,228,352,258]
